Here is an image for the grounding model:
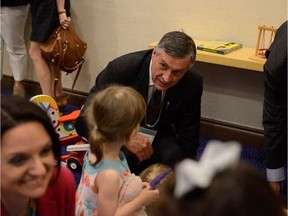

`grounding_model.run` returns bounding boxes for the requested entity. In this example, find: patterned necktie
[146,89,162,126]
